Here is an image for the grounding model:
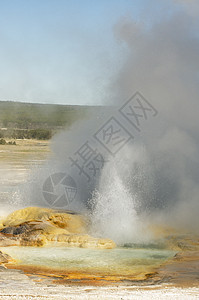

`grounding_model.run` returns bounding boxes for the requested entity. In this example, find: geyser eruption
[90,173,137,245]
[90,146,149,245]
